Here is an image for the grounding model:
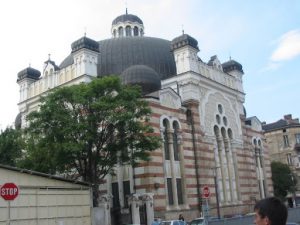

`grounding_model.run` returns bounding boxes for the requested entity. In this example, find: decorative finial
[48,53,51,60]
[29,63,31,68]
[229,52,232,60]
[84,26,87,37]
[125,0,128,14]
[181,24,184,34]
